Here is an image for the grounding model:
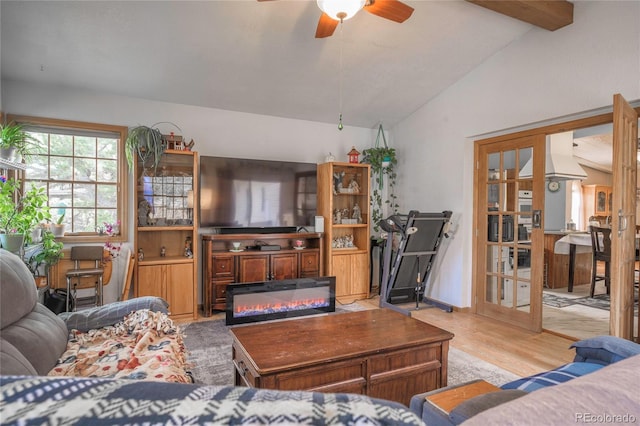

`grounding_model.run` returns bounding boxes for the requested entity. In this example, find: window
[12,116,128,242]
